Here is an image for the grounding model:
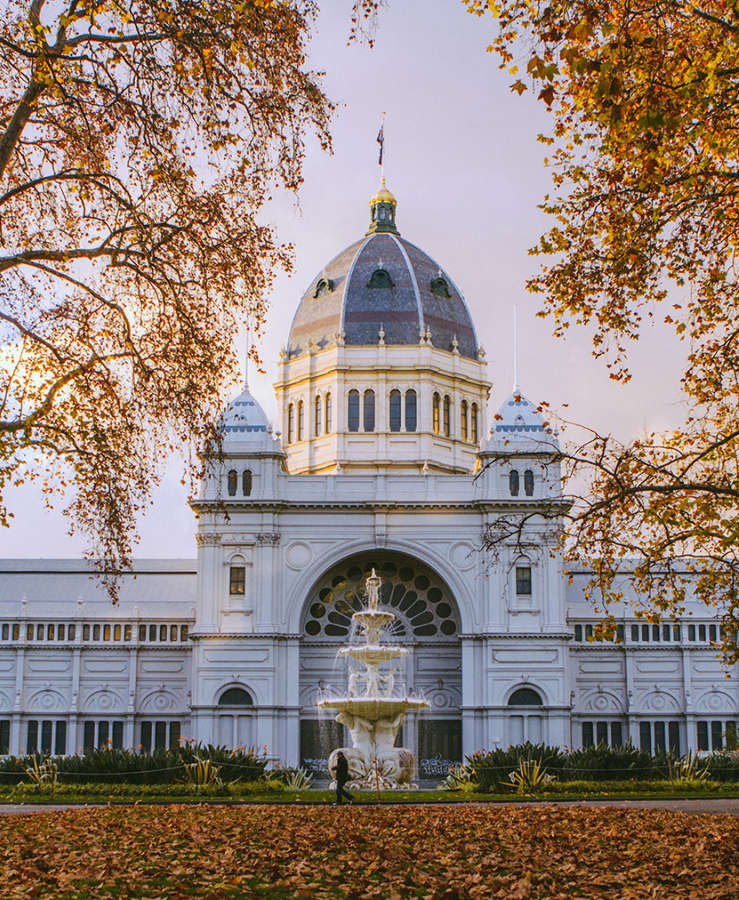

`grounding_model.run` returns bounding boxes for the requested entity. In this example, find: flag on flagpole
[377,124,384,166]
